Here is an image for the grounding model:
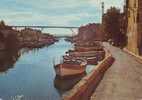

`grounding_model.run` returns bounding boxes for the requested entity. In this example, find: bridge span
[9,25,79,35]
[9,25,79,29]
